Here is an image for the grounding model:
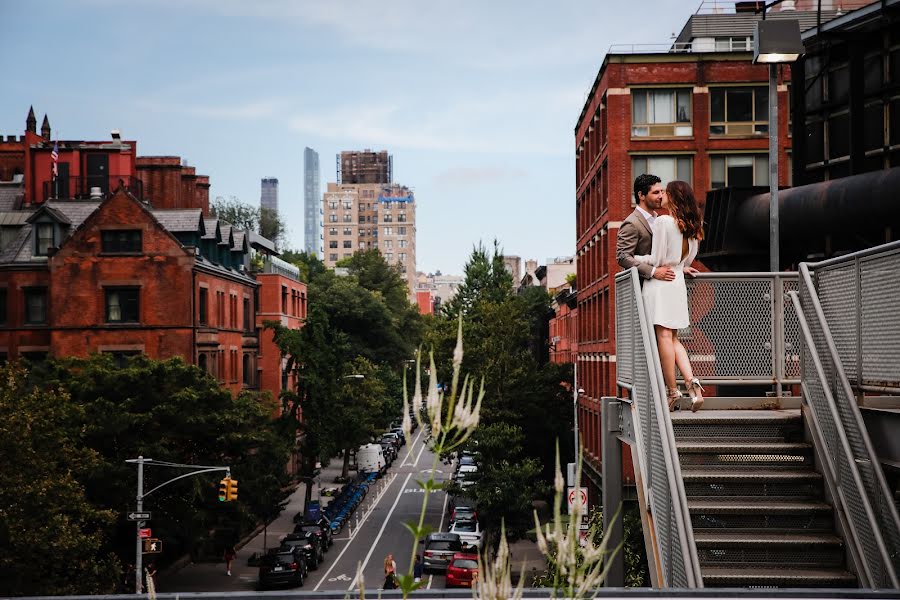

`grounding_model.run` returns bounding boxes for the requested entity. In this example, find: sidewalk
[158,458,349,593]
